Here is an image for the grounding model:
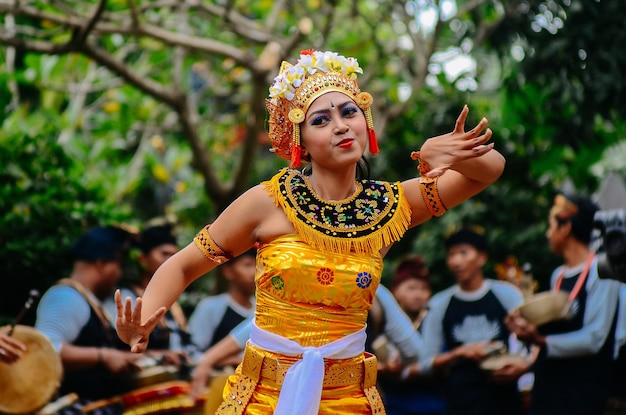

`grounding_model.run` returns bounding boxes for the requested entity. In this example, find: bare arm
[59,343,145,375]
[116,185,276,352]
